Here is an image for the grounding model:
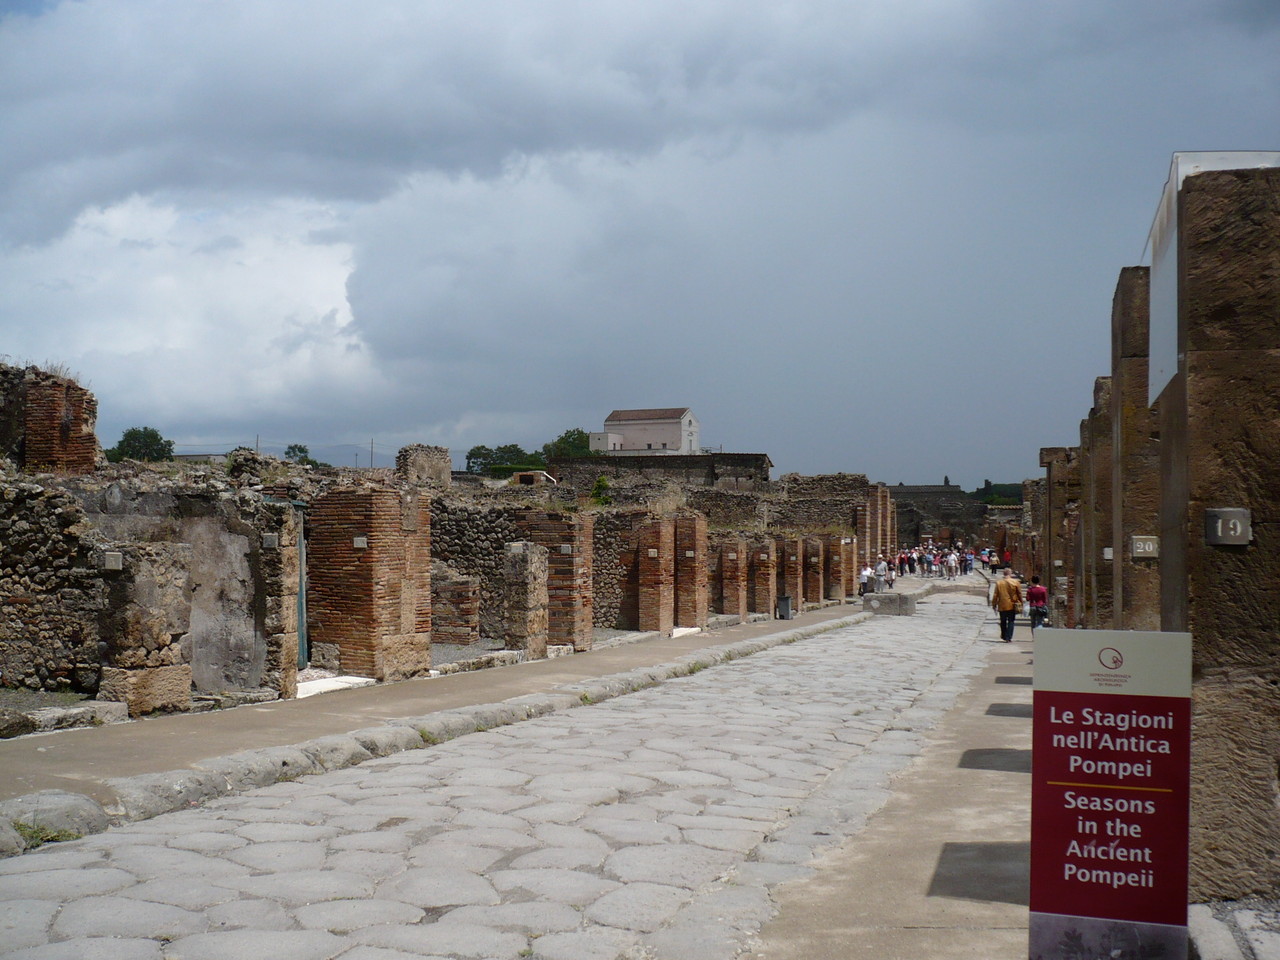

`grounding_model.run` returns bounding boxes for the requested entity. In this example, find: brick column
[307,488,431,682]
[637,519,674,636]
[1040,447,1080,628]
[674,514,708,628]
[1080,378,1114,628]
[777,537,803,609]
[1110,266,1160,630]
[803,537,825,604]
[856,503,871,566]
[717,538,748,619]
[747,540,777,615]
[824,536,850,601]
